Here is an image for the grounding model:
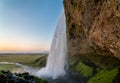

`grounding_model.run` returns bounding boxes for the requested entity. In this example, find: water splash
[36,11,67,79]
